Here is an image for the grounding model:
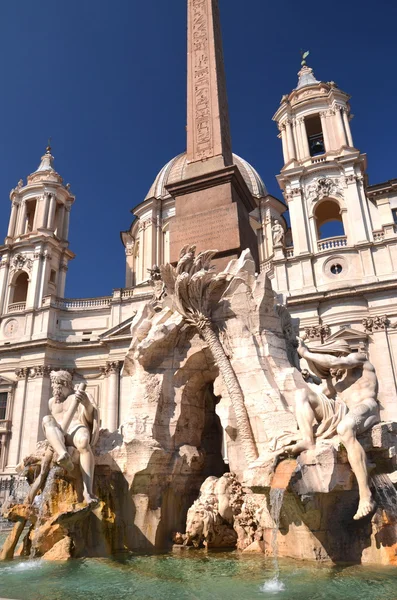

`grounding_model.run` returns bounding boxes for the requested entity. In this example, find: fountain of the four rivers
[1,0,397,596]
[1,247,397,599]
